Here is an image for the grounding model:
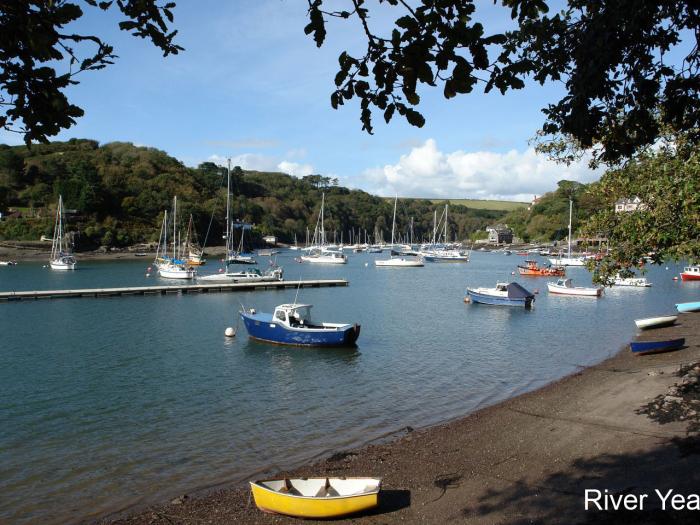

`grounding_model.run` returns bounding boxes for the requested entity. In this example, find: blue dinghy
[465,282,535,308]
[240,304,360,347]
[676,301,700,313]
[630,338,685,355]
